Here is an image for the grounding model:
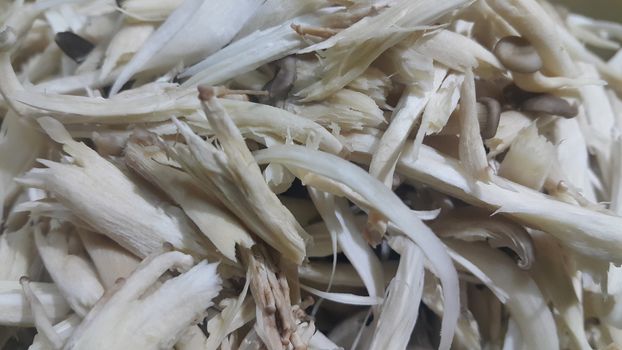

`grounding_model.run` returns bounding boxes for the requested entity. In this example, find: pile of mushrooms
[1,0,622,349]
